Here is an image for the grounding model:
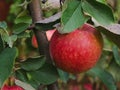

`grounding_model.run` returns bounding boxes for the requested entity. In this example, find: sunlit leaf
[96,0,107,4]
[15,16,32,24]
[10,35,17,43]
[61,0,89,33]
[13,23,29,34]
[2,34,13,48]
[0,22,7,30]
